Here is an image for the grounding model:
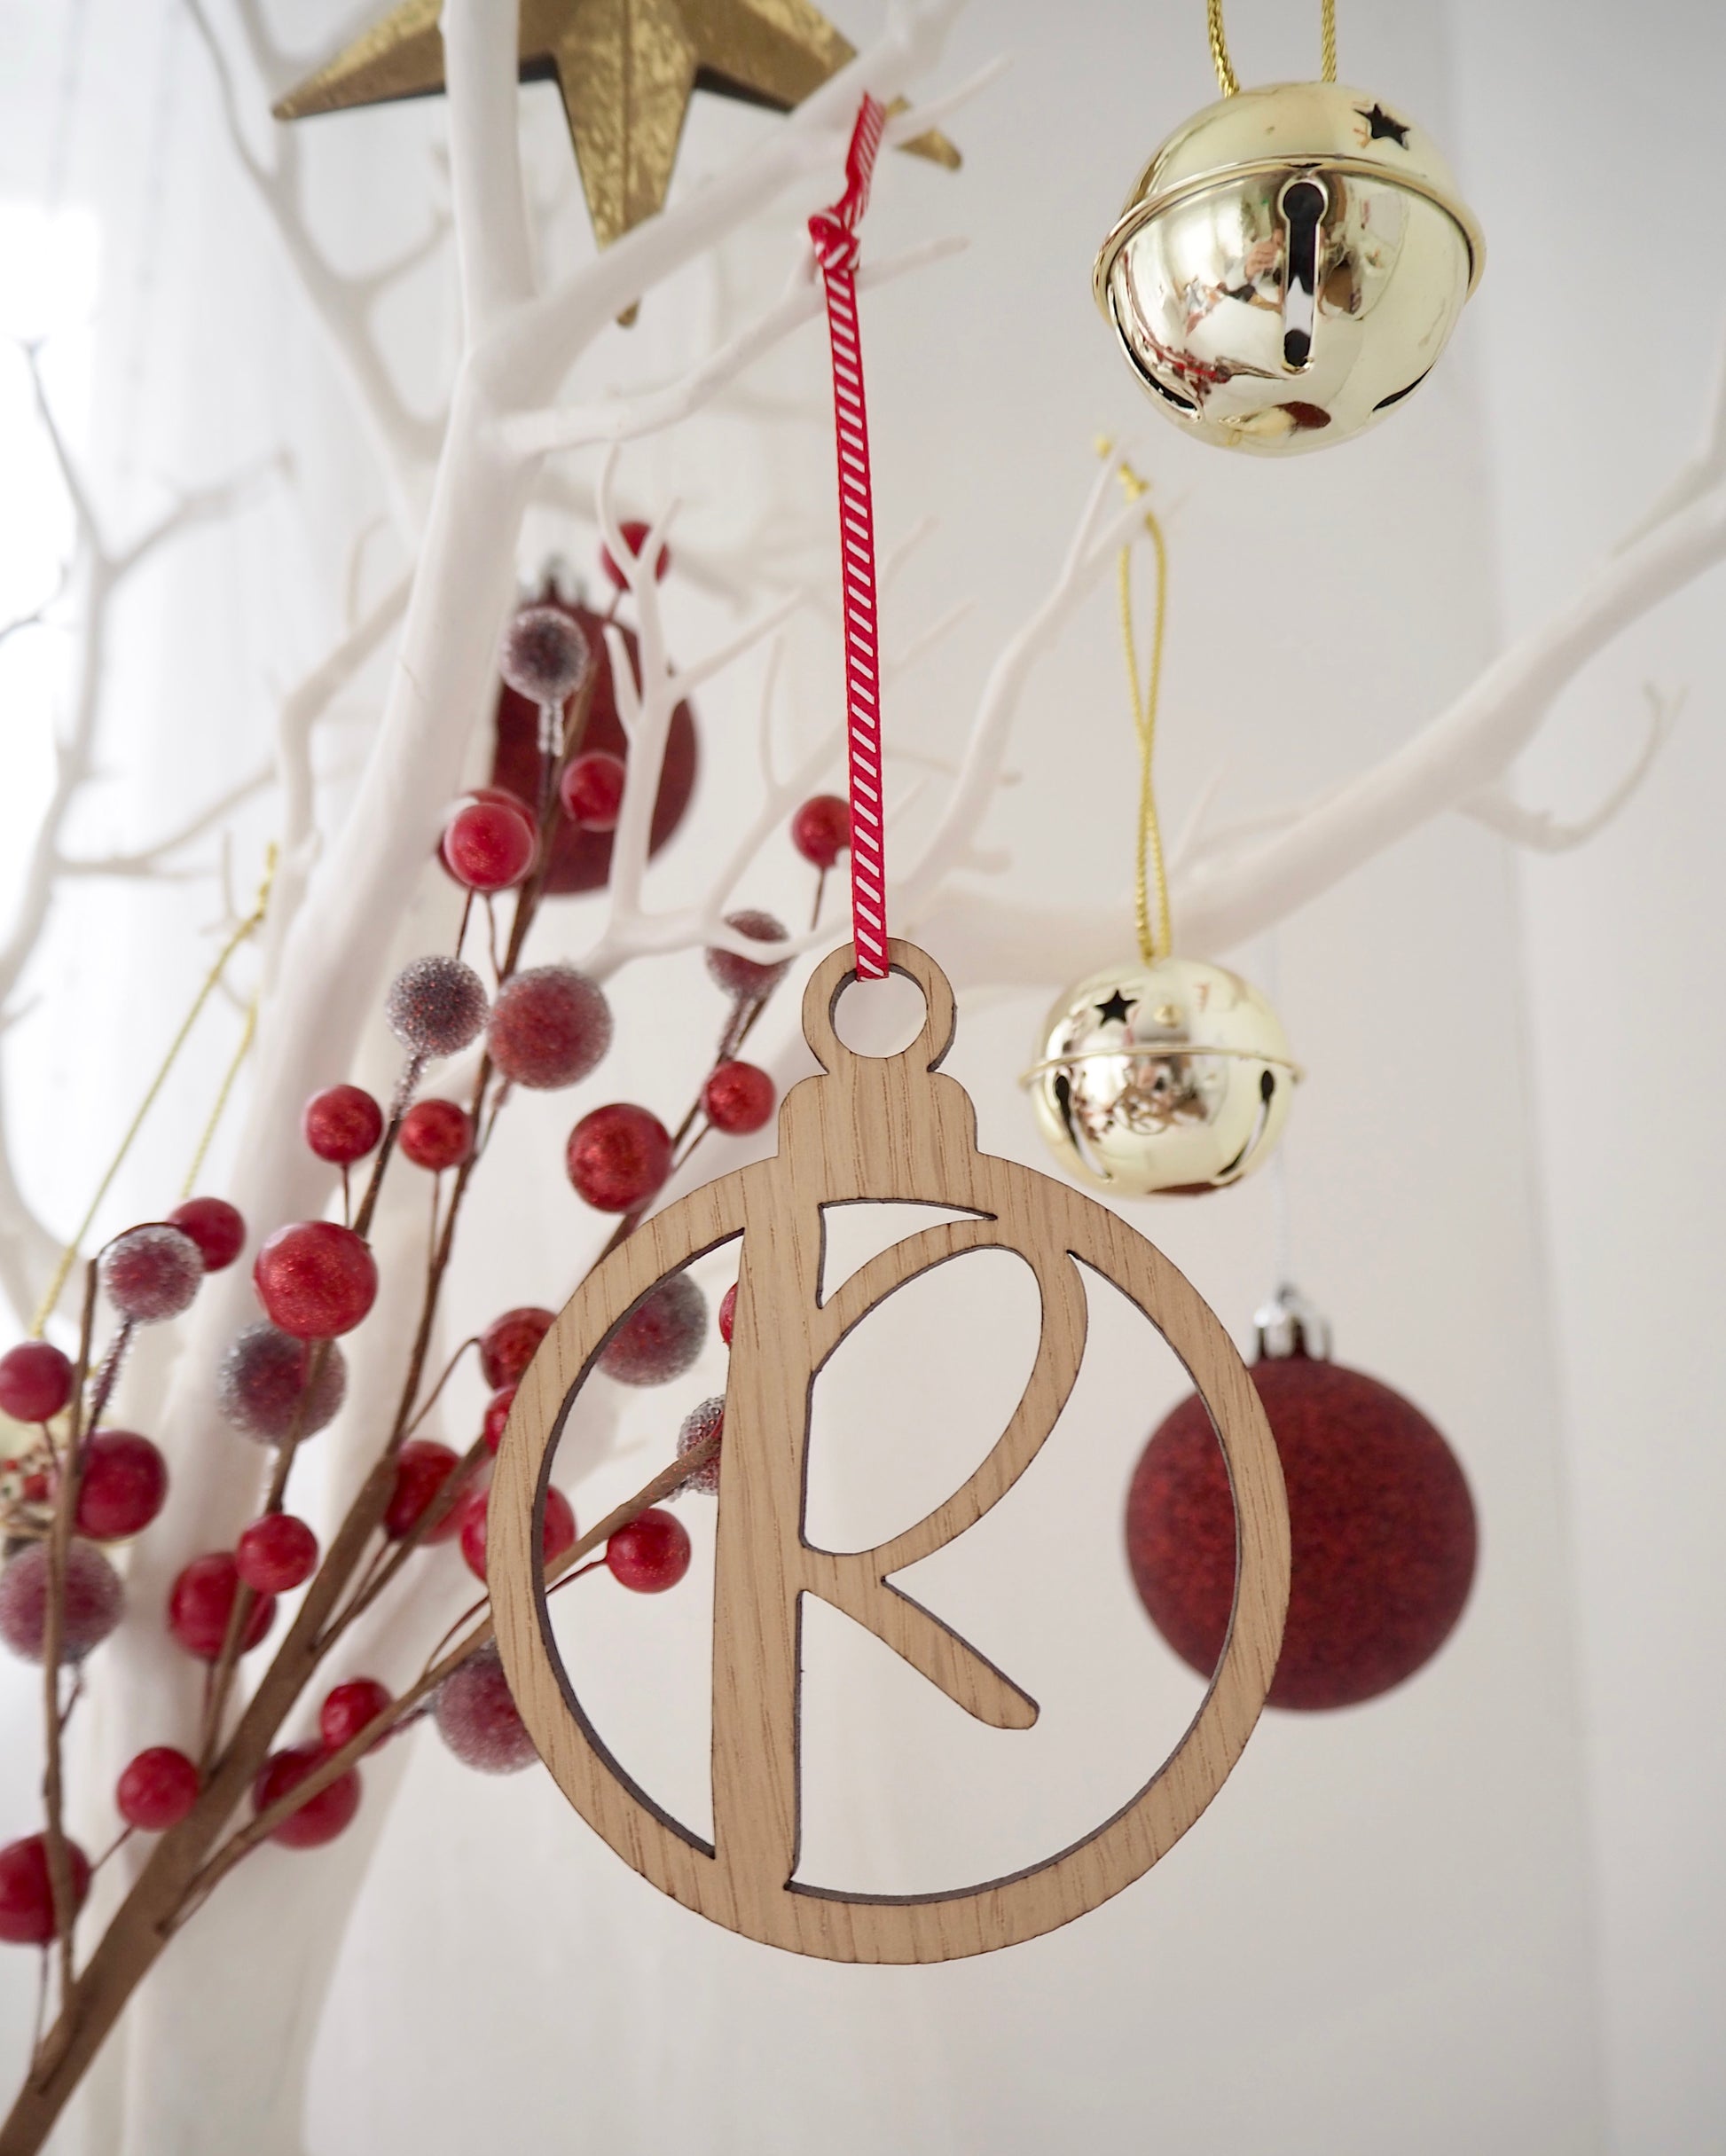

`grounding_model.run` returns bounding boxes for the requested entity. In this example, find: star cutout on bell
[1356,101,1411,148]
[275,0,961,259]
[1094,989,1135,1027]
